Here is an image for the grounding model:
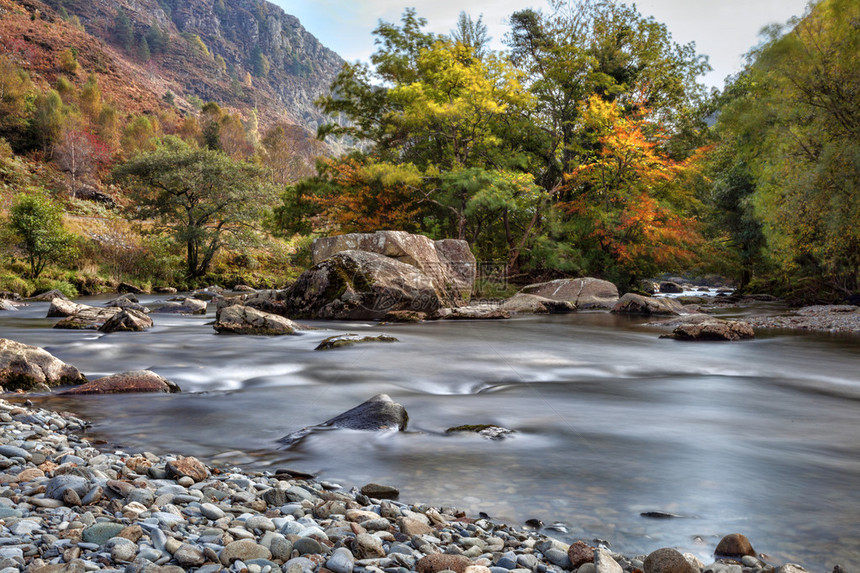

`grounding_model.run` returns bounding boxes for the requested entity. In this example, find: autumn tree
[0,55,33,150]
[54,128,110,196]
[113,137,276,279]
